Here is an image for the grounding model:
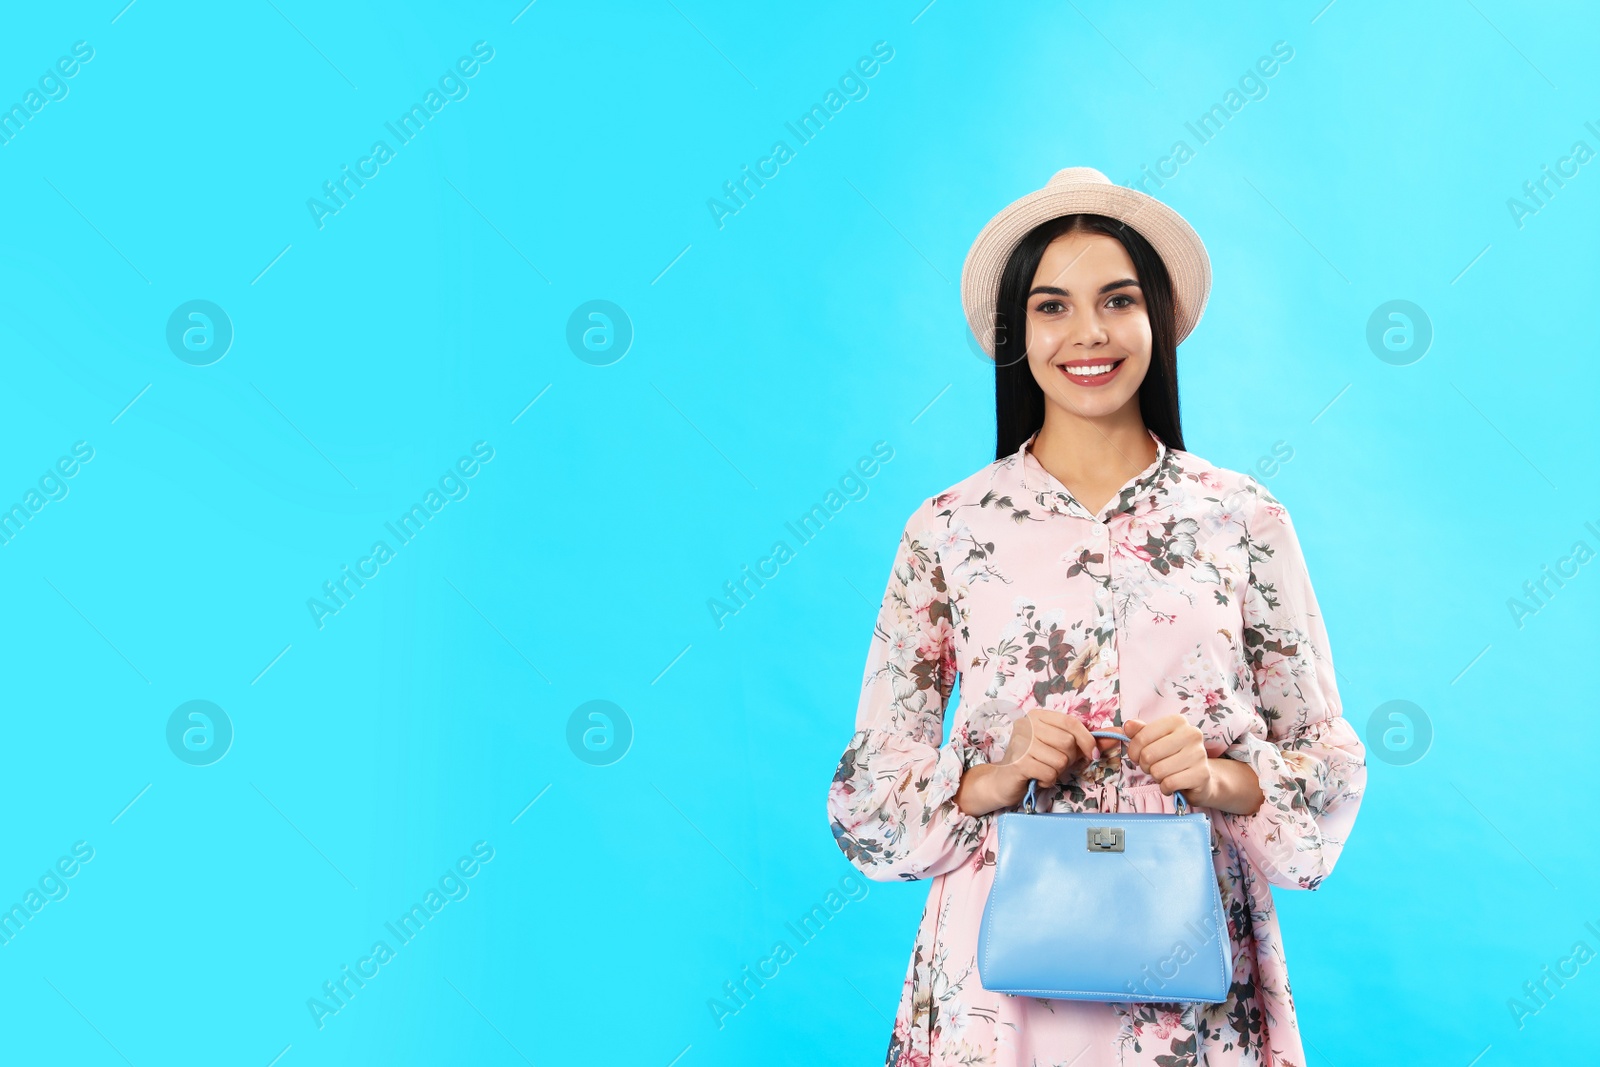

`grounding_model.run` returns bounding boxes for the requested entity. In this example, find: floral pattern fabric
[827,428,1366,1067]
